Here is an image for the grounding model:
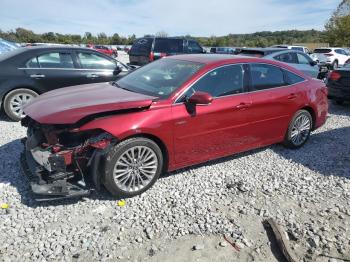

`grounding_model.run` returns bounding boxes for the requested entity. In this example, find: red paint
[23,82,156,124]
[25,55,328,172]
